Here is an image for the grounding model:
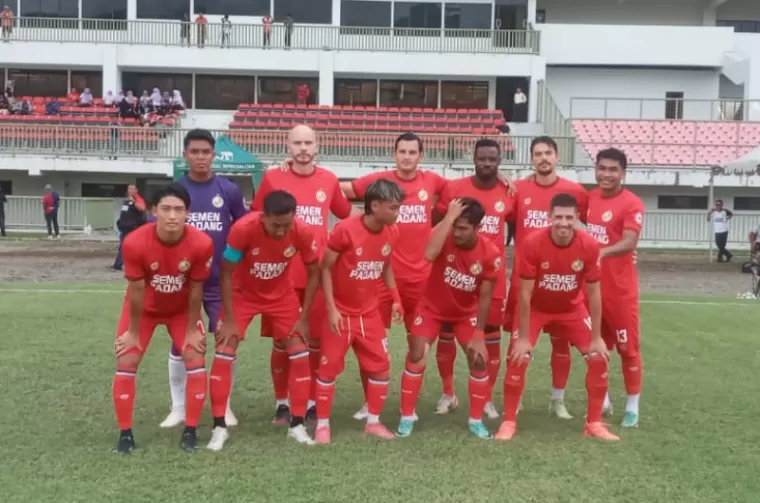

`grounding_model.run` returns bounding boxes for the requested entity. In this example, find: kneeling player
[398,197,499,439]
[495,193,619,441]
[112,183,214,454]
[315,179,404,445]
[208,191,320,450]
